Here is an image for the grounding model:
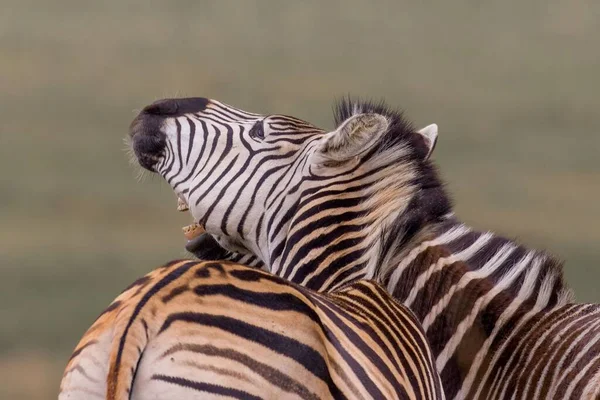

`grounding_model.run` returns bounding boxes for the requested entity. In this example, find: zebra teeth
[177,197,189,212]
[182,222,205,240]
